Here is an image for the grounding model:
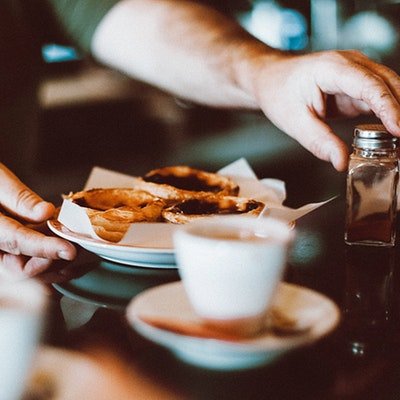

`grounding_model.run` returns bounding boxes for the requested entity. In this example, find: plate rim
[47,219,174,255]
